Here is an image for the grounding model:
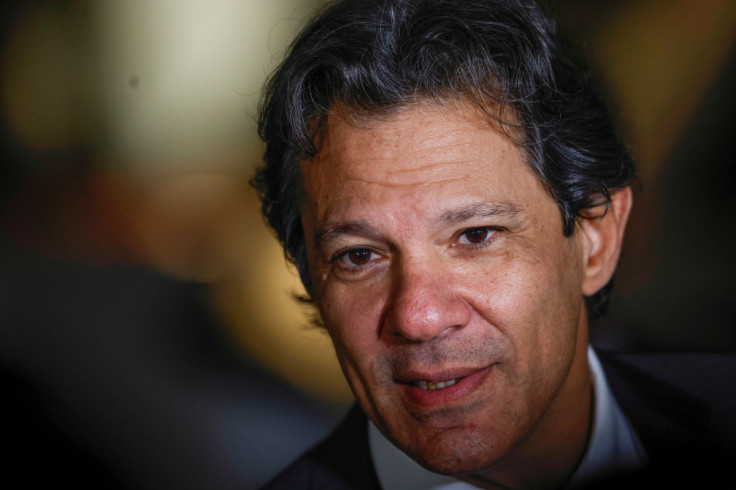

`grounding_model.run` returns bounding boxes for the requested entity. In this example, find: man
[253,0,736,488]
